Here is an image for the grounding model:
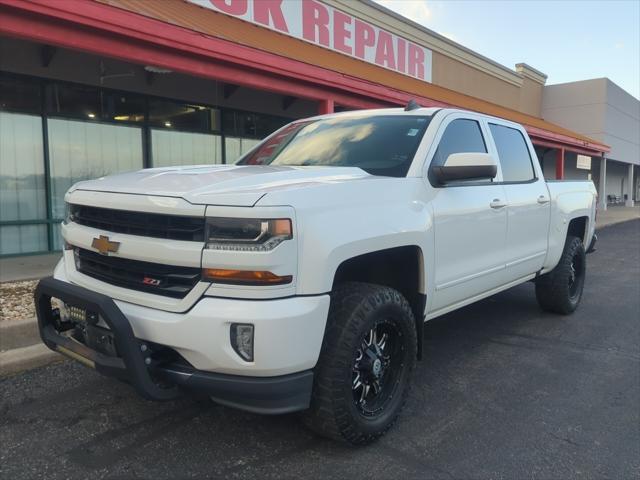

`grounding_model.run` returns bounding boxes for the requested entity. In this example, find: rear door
[487,122,551,280]
[427,114,509,313]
